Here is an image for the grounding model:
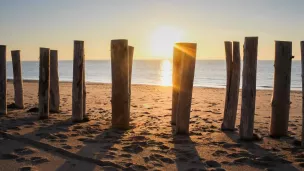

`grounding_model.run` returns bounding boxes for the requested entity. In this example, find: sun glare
[150,26,183,59]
